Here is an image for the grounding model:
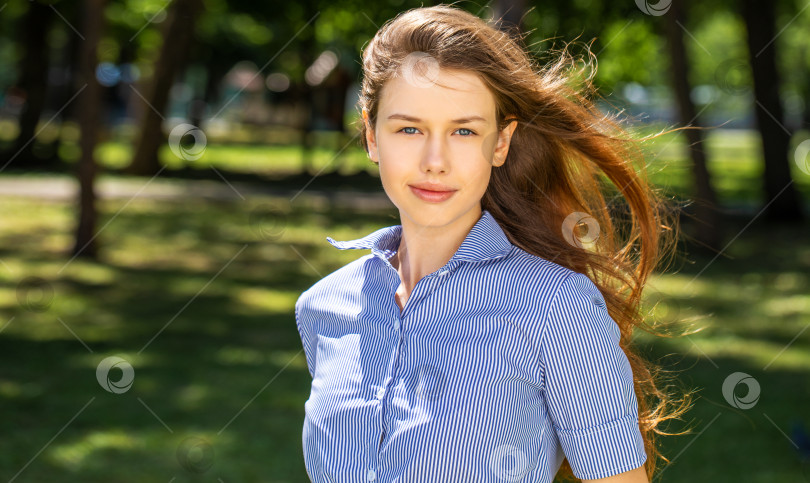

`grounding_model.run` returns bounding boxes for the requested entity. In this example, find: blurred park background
[1,0,809,481]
